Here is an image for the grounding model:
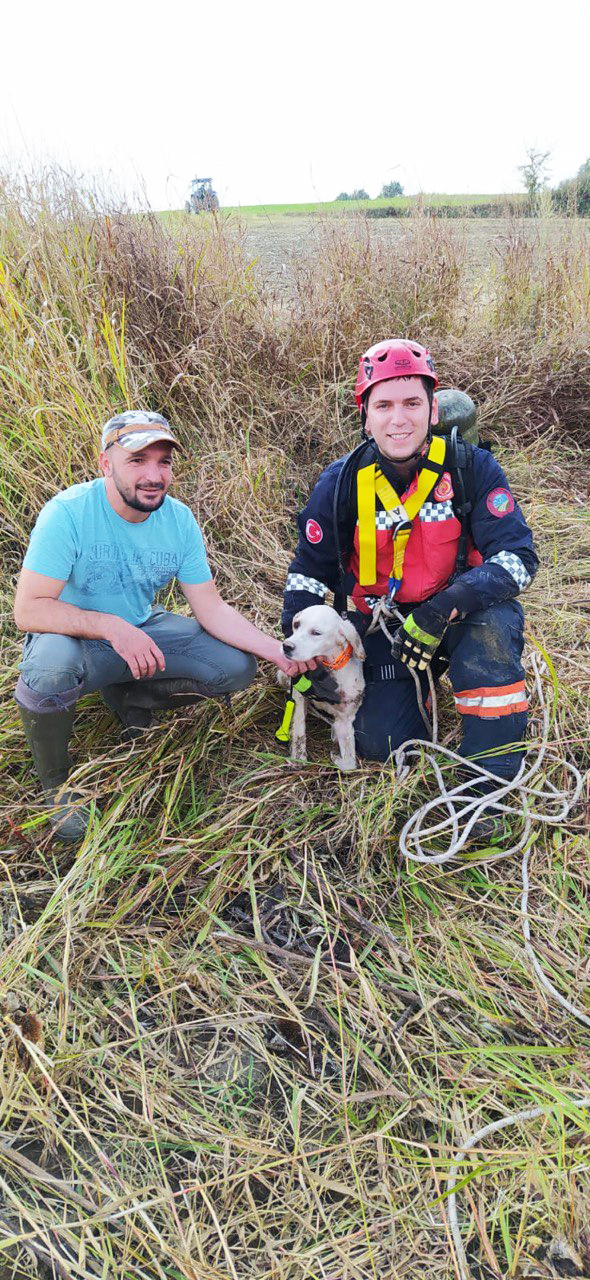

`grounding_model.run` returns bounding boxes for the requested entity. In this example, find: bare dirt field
[234,213,579,291]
